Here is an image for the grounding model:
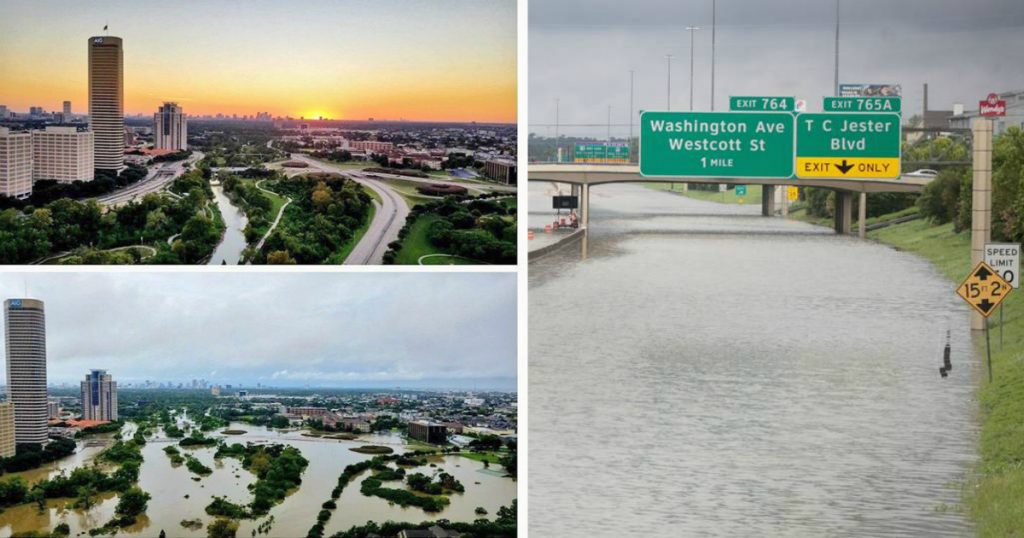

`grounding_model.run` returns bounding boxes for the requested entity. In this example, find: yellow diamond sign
[957,261,1012,317]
